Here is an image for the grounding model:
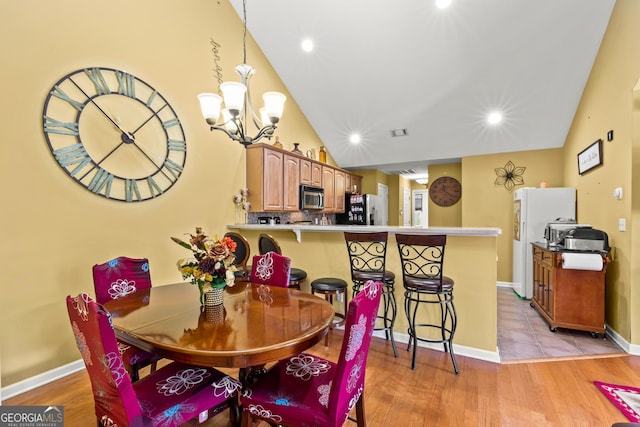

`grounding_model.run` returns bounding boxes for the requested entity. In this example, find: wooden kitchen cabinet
[322,166,335,212]
[300,158,322,187]
[300,158,312,185]
[530,243,606,336]
[335,169,346,212]
[283,154,300,211]
[247,143,356,213]
[246,144,284,211]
